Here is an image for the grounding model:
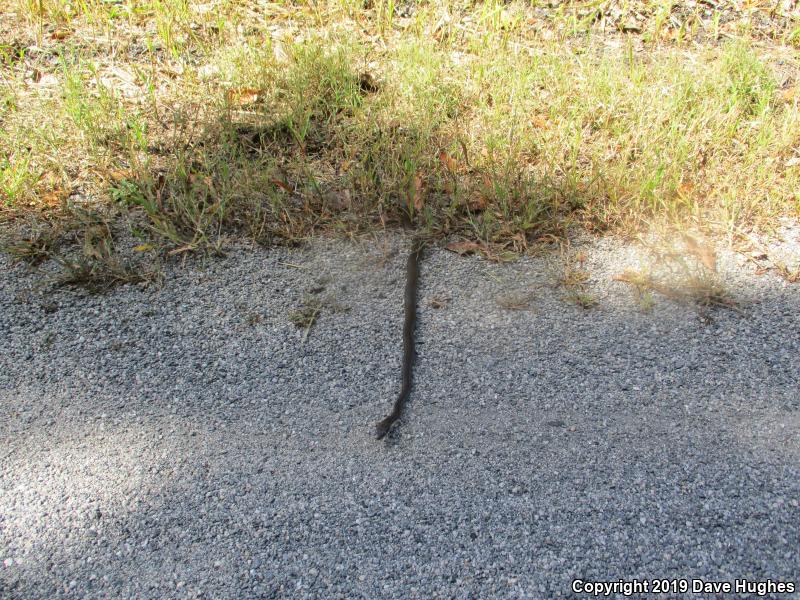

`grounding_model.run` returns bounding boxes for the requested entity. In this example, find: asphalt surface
[1,234,798,599]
